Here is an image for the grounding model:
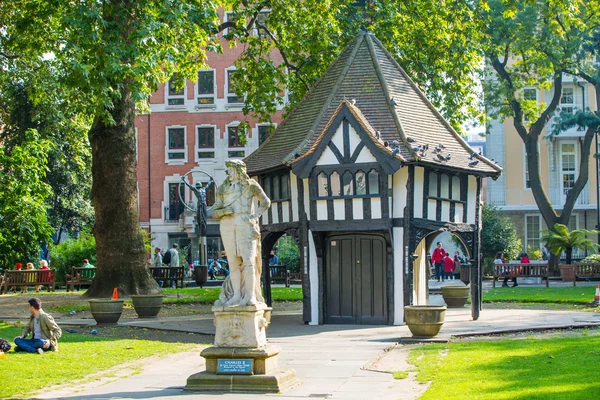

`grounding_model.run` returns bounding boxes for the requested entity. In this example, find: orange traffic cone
[112,288,119,300]
[593,285,600,306]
